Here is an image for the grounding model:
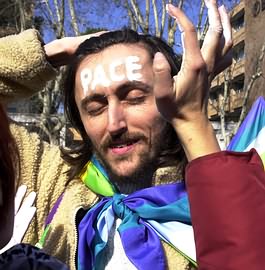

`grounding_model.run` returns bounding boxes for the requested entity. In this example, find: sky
[37,0,240,51]
[38,0,128,43]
